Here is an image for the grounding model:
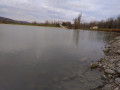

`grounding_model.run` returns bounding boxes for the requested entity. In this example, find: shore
[91,35,120,90]
[1,23,120,32]
[0,23,62,28]
[83,28,120,32]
